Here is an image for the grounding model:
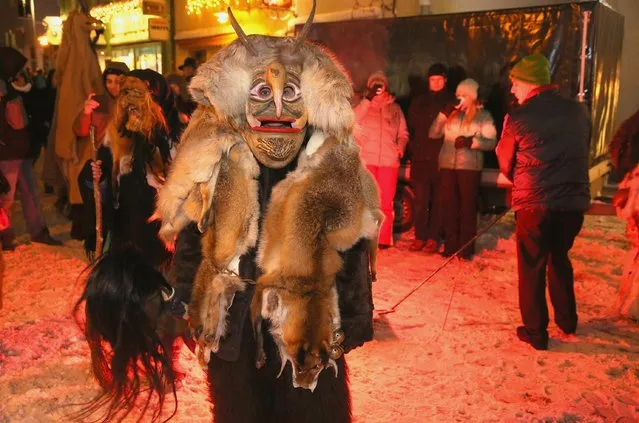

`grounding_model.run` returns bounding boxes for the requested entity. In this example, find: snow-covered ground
[1,191,638,422]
